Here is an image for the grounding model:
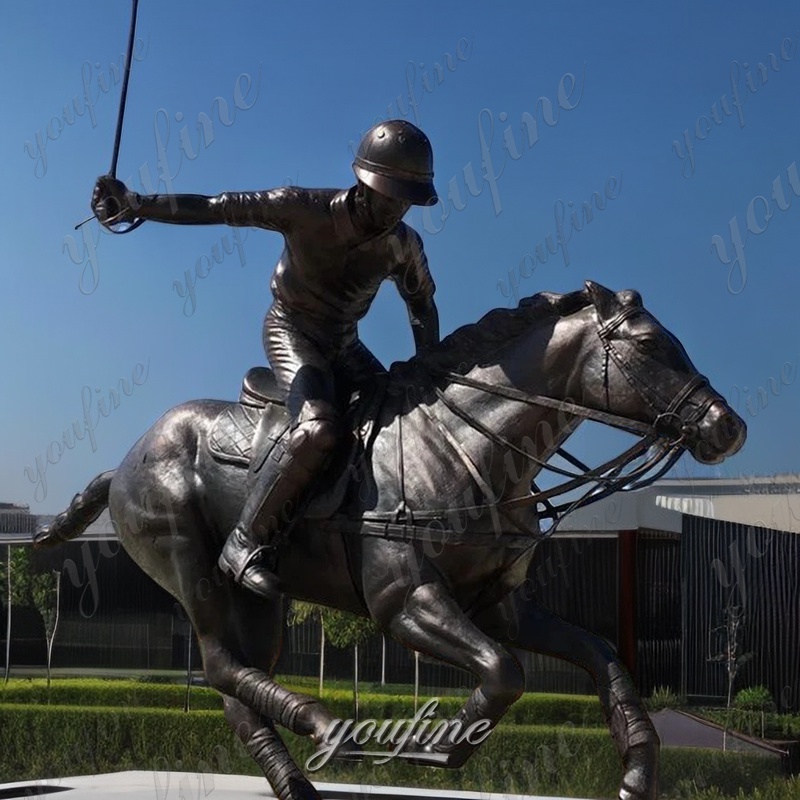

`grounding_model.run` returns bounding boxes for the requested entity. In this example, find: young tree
[324,610,378,722]
[2,546,62,692]
[290,602,377,719]
[709,598,753,750]
[3,547,33,685]
[32,568,61,694]
[3,548,10,686]
[290,601,328,697]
